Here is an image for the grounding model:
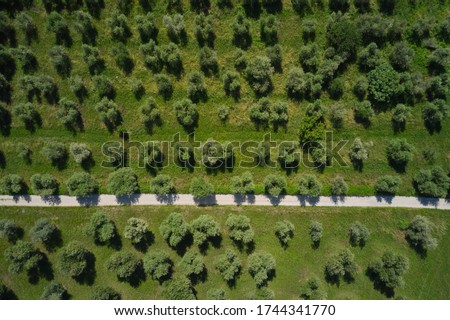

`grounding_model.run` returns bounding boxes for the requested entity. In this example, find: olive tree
[58,241,91,278]
[245,56,274,96]
[162,277,196,300]
[190,215,220,247]
[300,277,327,300]
[178,250,205,280]
[91,287,121,300]
[223,71,241,100]
[214,249,242,283]
[124,218,148,245]
[41,141,67,167]
[187,71,207,102]
[413,166,449,198]
[368,251,409,294]
[66,172,98,196]
[155,74,173,100]
[108,167,139,196]
[324,249,358,282]
[84,211,118,245]
[386,138,413,171]
[30,174,59,196]
[260,15,278,45]
[0,219,23,243]
[159,212,190,248]
[264,174,286,197]
[190,177,214,199]
[309,220,323,246]
[4,241,43,274]
[105,252,142,282]
[367,62,399,105]
[230,172,255,195]
[354,100,374,124]
[12,102,40,130]
[198,46,218,75]
[143,250,173,282]
[0,174,26,195]
[348,138,372,168]
[389,42,414,71]
[231,12,251,49]
[285,67,306,100]
[163,14,187,45]
[41,282,68,300]
[135,13,158,43]
[349,221,370,247]
[274,220,295,247]
[195,13,215,47]
[58,99,81,131]
[74,10,97,44]
[248,251,276,287]
[331,176,348,196]
[150,174,175,195]
[106,11,132,43]
[226,214,254,245]
[375,175,401,195]
[48,46,71,78]
[174,99,199,128]
[298,174,322,196]
[46,12,70,45]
